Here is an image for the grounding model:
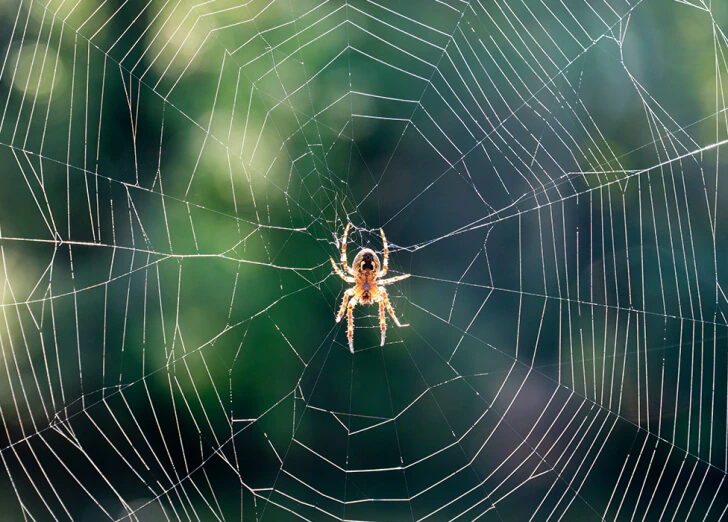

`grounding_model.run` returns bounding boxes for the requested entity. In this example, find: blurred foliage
[1,0,728,520]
